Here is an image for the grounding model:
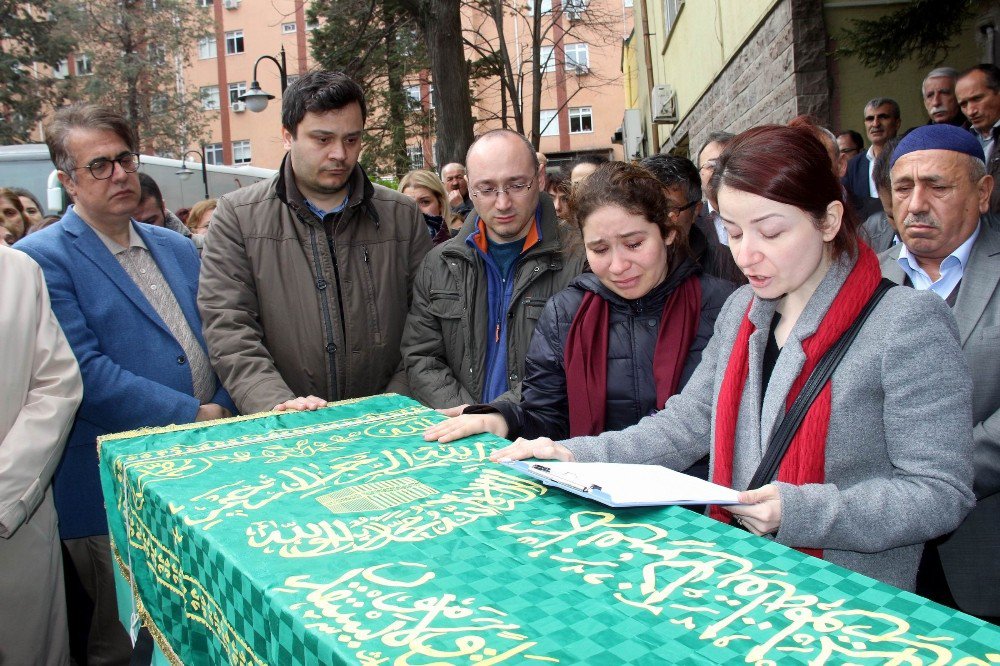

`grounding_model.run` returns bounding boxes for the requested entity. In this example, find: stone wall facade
[665,0,830,159]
